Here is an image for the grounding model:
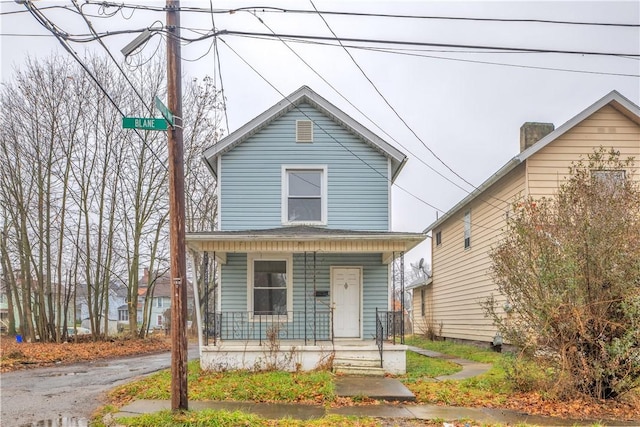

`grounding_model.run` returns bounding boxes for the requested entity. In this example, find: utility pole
[166,0,188,411]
